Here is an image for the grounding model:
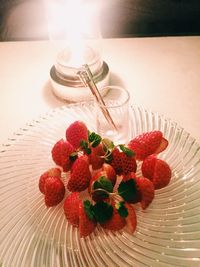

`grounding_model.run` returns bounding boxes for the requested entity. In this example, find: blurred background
[0,0,200,41]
